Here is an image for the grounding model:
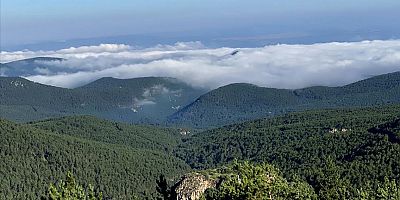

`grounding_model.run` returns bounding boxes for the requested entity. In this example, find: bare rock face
[174,173,217,200]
